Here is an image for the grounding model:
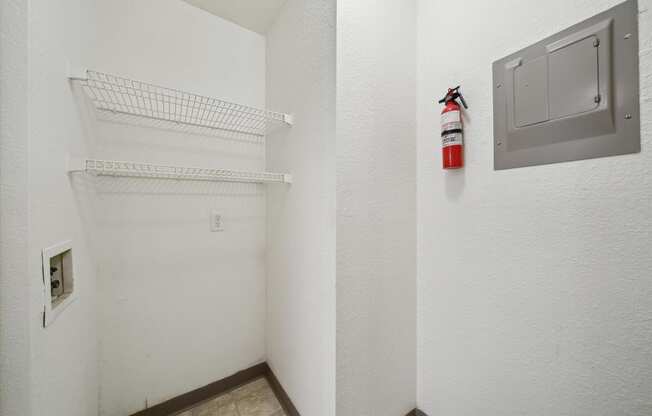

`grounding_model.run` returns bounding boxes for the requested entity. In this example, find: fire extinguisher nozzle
[459,94,468,109]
